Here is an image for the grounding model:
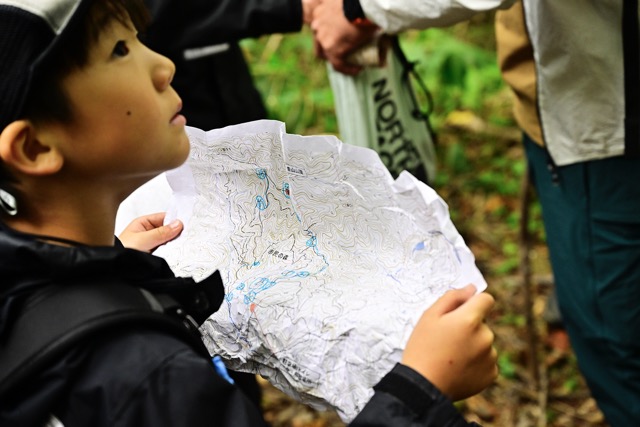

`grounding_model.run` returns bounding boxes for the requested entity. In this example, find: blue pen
[212,355,235,385]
